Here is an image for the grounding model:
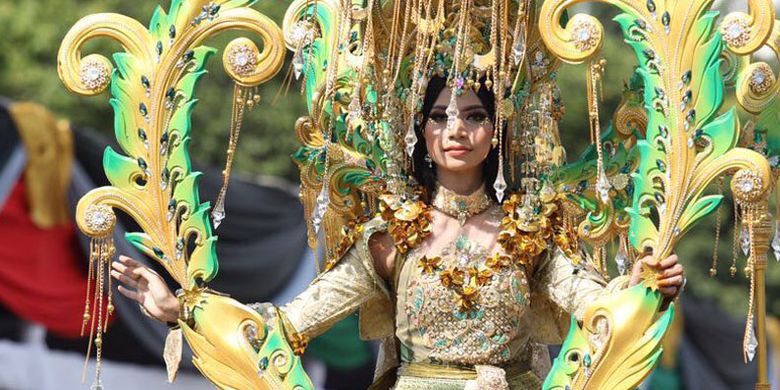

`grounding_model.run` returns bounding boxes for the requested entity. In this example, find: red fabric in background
[0,179,111,337]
